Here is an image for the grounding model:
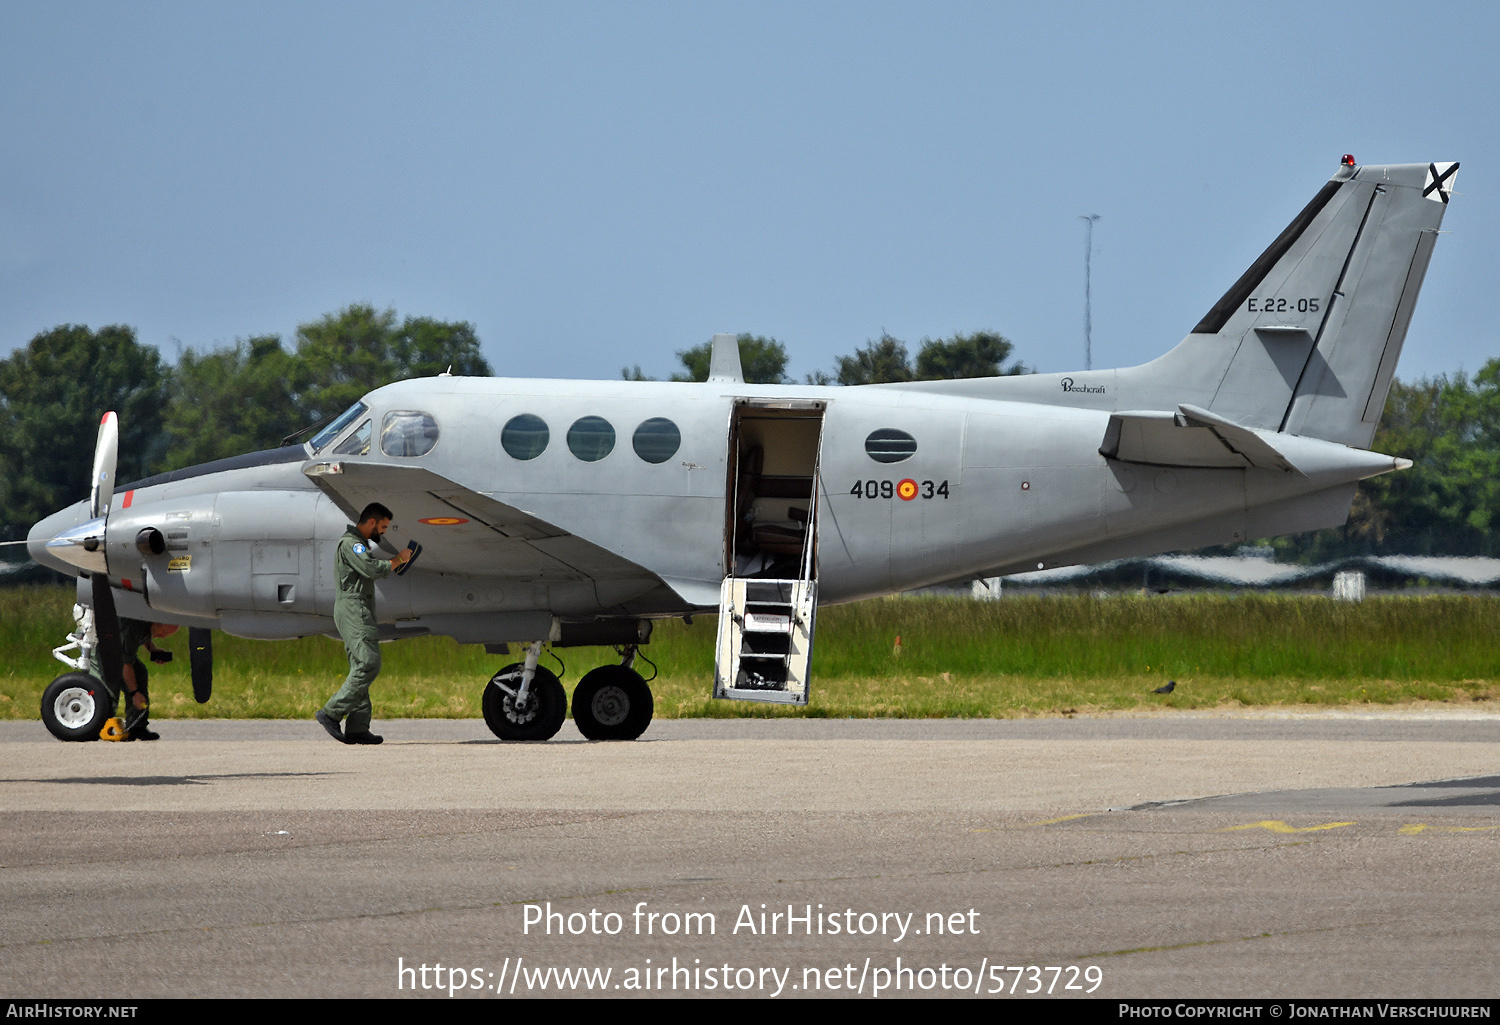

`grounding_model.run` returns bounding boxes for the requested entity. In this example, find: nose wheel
[41,672,114,742]
[572,665,654,741]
